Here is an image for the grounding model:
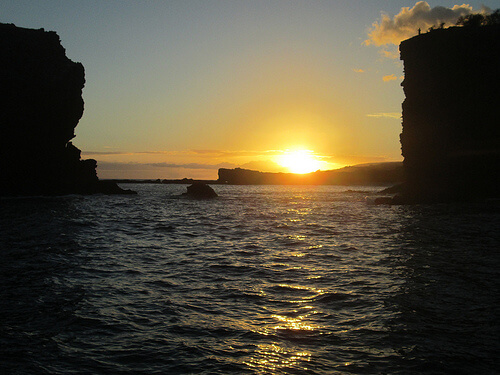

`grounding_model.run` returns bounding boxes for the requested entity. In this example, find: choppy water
[1,184,499,374]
